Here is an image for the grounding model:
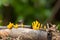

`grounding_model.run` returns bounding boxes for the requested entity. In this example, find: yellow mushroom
[14,24,18,29]
[32,20,40,30]
[7,22,14,29]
